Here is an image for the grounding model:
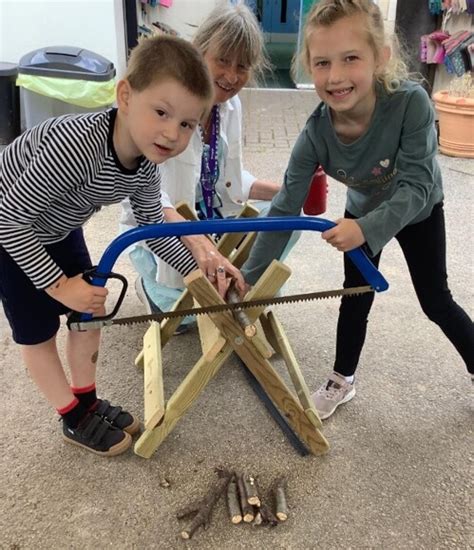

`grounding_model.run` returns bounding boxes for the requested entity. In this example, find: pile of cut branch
[177,468,289,540]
